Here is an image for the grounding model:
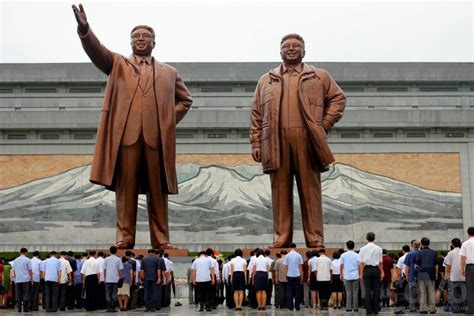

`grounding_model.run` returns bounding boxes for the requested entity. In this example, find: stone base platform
[93,248,189,257]
[243,247,339,257]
